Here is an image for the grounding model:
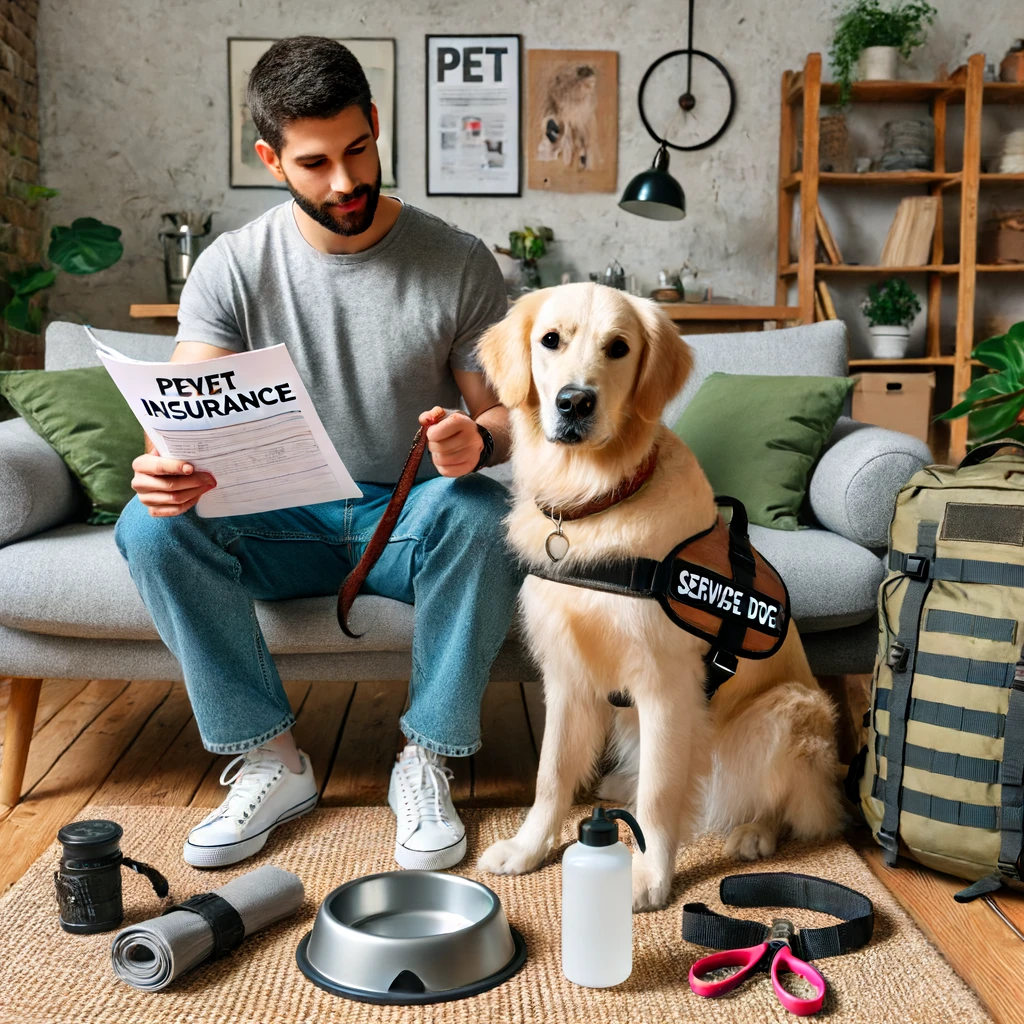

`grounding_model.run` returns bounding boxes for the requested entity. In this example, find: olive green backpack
[854,440,1024,901]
